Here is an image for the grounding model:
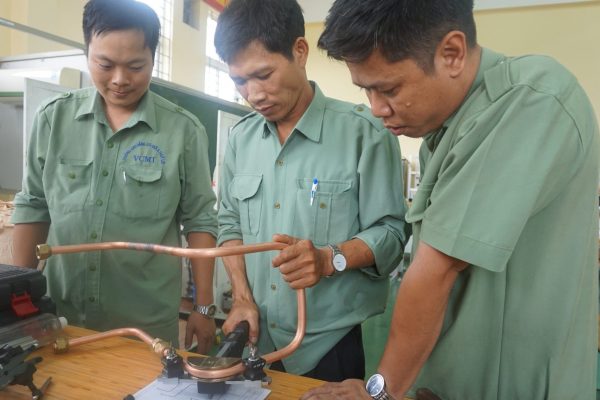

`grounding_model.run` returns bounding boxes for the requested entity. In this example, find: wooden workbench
[1,325,324,399]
